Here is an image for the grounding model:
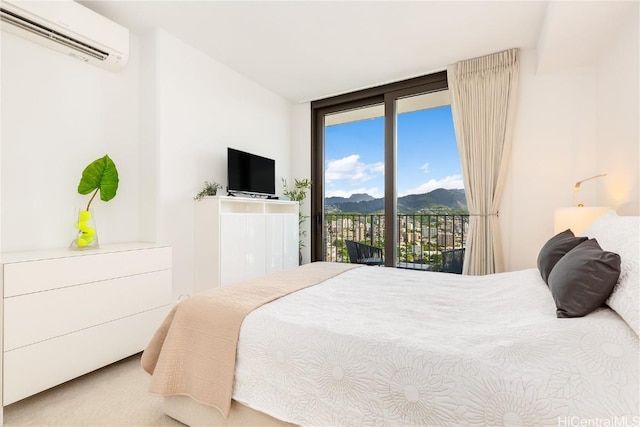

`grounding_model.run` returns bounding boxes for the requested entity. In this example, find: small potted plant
[194,181,223,201]
[72,154,119,249]
[282,178,312,264]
